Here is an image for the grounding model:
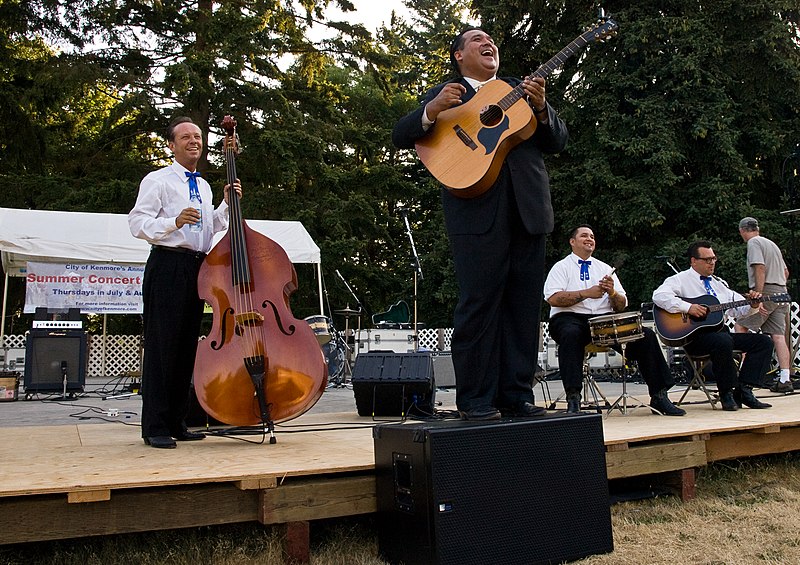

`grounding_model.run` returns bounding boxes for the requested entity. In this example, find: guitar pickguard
[476,114,510,156]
